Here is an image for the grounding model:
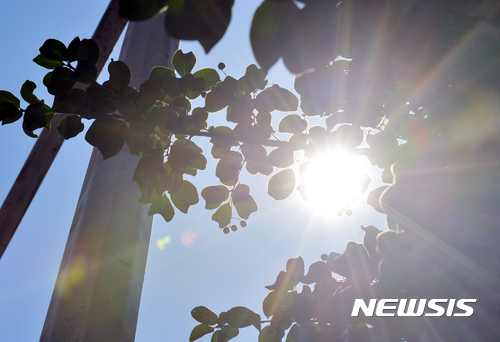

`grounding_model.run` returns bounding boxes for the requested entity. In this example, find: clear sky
[0,1,386,341]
